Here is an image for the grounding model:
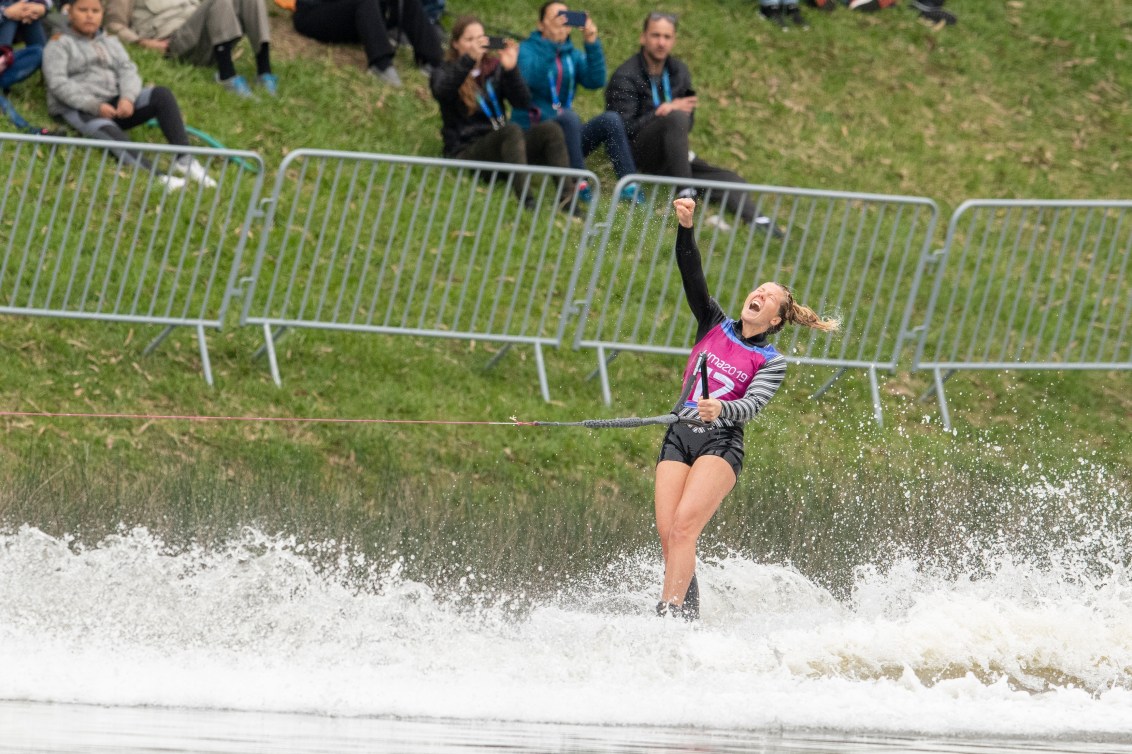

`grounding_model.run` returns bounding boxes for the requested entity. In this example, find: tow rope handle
[698,352,710,400]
